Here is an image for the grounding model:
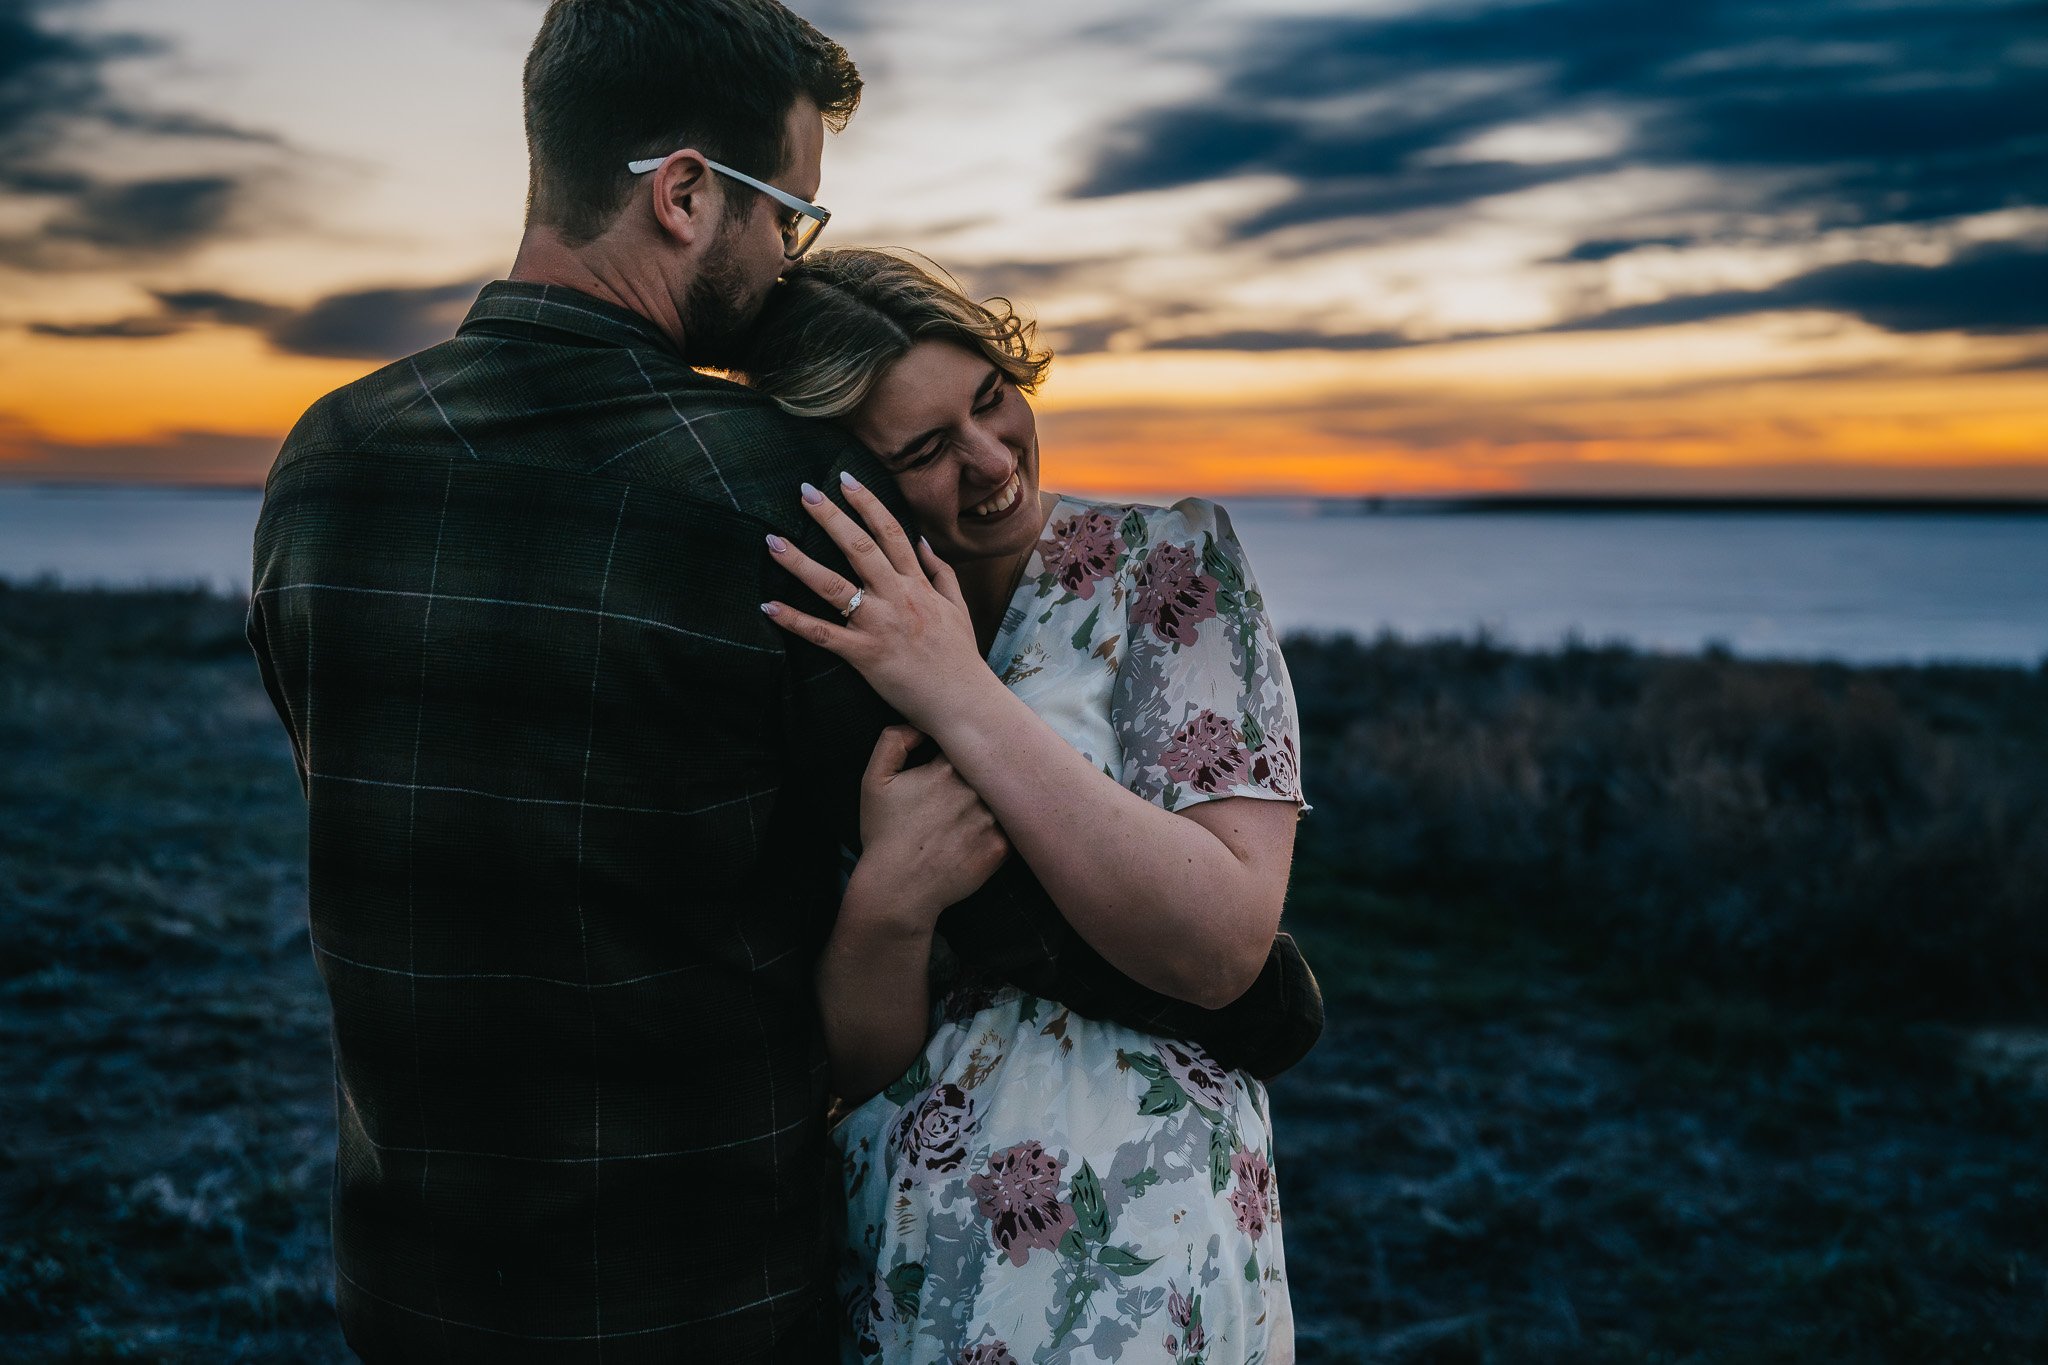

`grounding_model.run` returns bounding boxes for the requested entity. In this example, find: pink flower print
[1157,1038,1232,1113]
[1162,709,1251,794]
[1037,509,1125,601]
[1248,731,1301,800]
[1167,1285,1206,1356]
[966,1140,1077,1267]
[890,1082,974,1178]
[1131,541,1220,645]
[1229,1147,1273,1242]
[957,1342,1019,1365]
